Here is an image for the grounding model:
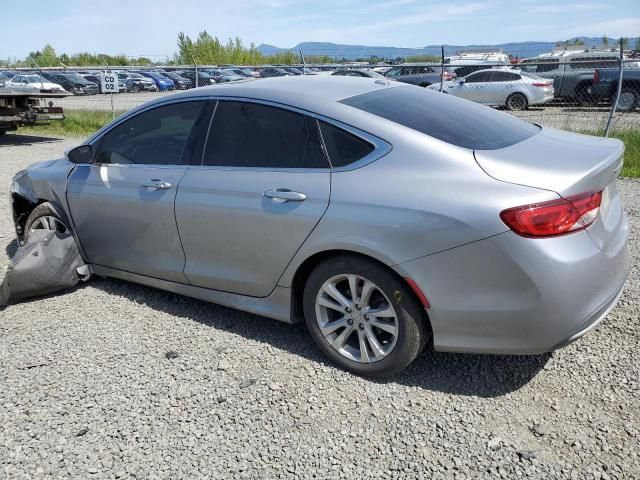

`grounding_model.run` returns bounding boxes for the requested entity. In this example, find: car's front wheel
[303,256,429,377]
[24,202,69,243]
